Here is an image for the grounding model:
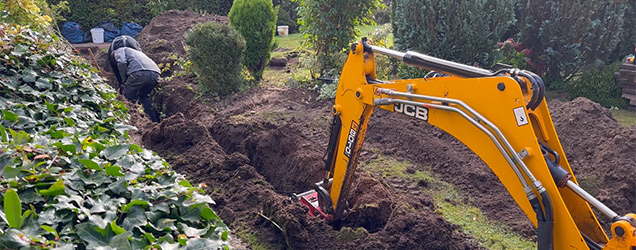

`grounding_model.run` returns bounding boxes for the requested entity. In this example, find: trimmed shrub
[392,0,515,76]
[185,22,246,96]
[518,0,626,84]
[229,0,277,80]
[568,63,628,108]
